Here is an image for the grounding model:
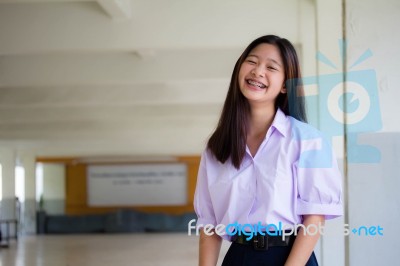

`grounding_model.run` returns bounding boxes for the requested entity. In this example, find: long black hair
[207,35,306,169]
